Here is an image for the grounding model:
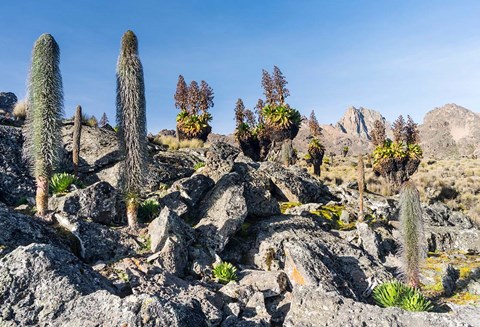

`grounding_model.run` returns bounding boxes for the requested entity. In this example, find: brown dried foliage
[308,110,322,137]
[370,119,386,146]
